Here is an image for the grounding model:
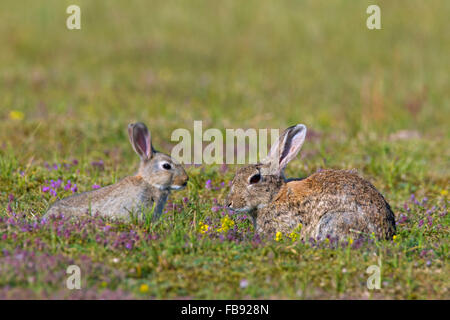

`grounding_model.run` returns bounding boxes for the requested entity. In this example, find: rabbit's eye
[162,163,172,170]
[249,174,261,184]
